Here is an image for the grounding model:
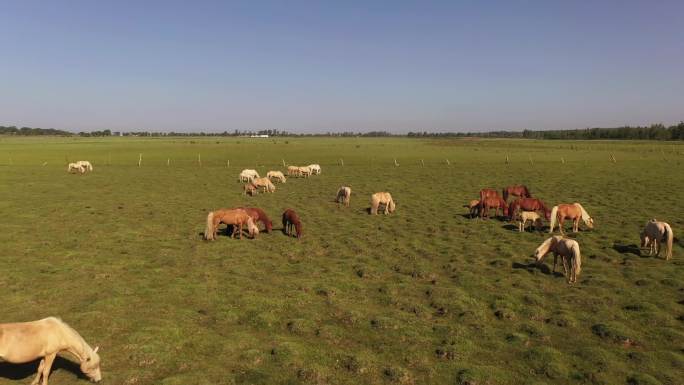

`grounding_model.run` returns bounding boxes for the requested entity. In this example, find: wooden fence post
[138,153,142,167]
